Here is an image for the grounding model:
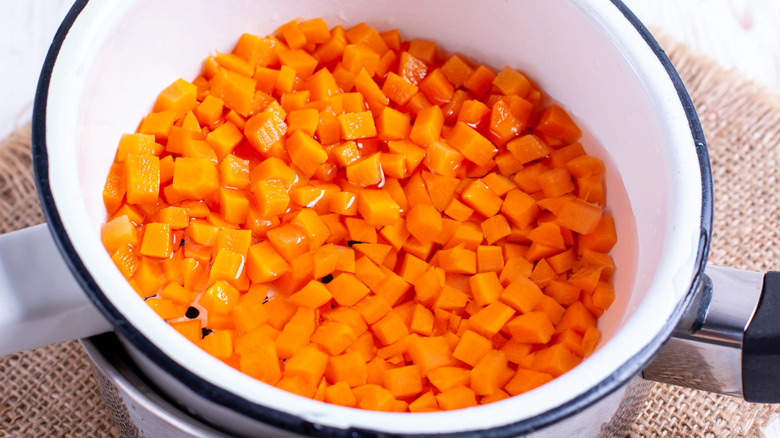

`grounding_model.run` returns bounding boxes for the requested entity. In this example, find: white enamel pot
[5,0,746,436]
